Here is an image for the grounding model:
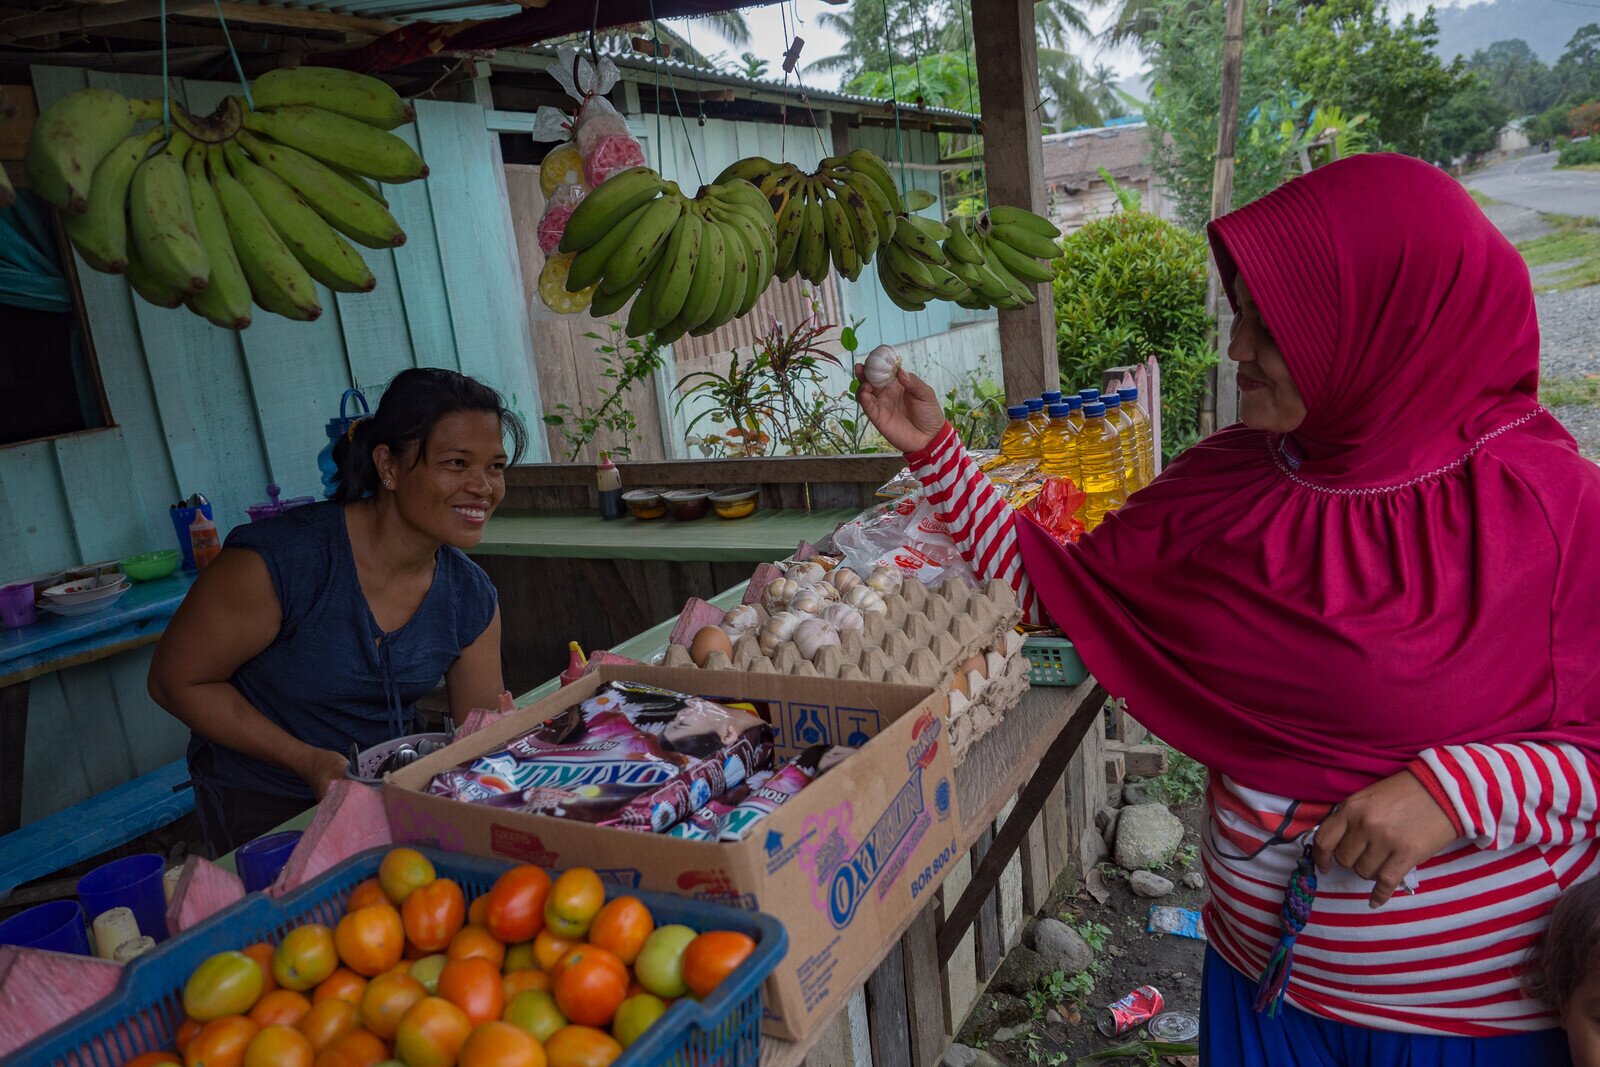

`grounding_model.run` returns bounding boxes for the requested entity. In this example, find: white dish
[36,588,129,616]
[43,575,129,605]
